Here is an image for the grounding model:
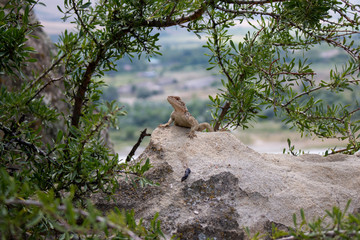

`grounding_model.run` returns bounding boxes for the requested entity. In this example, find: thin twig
[71,0,98,45]
[26,53,66,91]
[126,128,151,162]
[0,123,48,158]
[208,10,235,86]
[283,86,322,107]
[26,77,63,105]
[166,1,179,22]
